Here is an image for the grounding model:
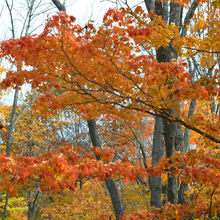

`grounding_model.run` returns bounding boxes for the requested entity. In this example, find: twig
[183,47,220,54]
